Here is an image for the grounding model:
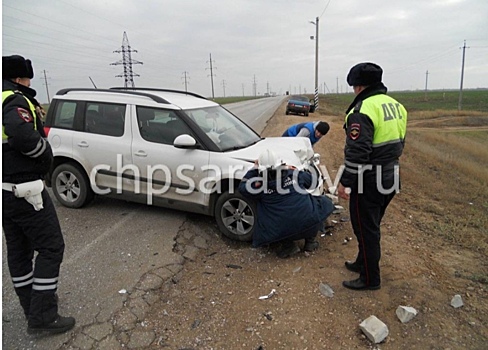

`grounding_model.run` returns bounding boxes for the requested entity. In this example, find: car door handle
[134,151,147,157]
[77,141,89,148]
